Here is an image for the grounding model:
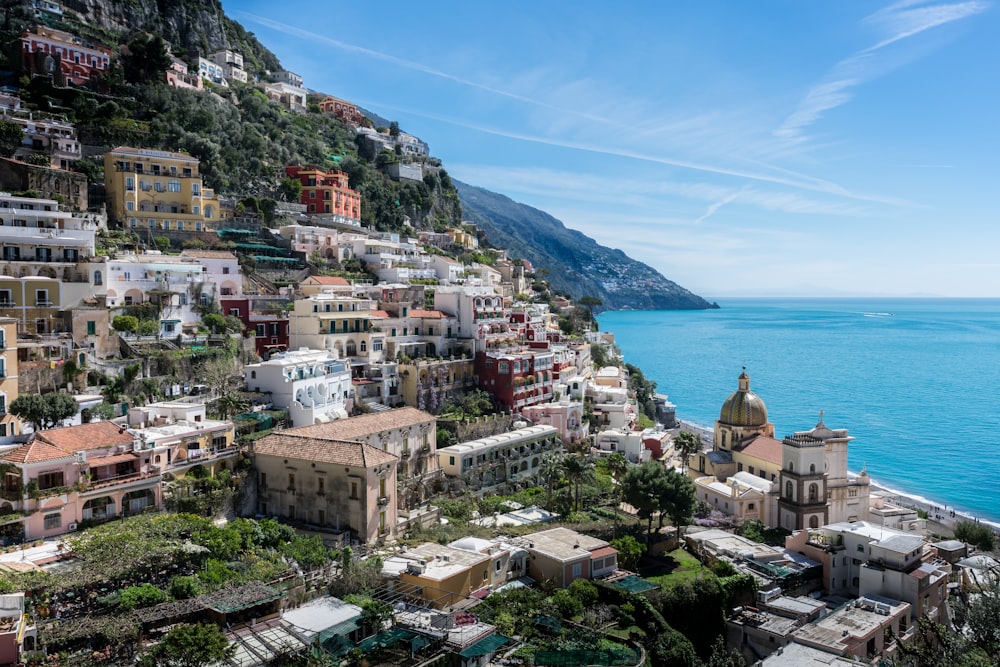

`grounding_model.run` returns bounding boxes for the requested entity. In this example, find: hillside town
[0,3,993,667]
